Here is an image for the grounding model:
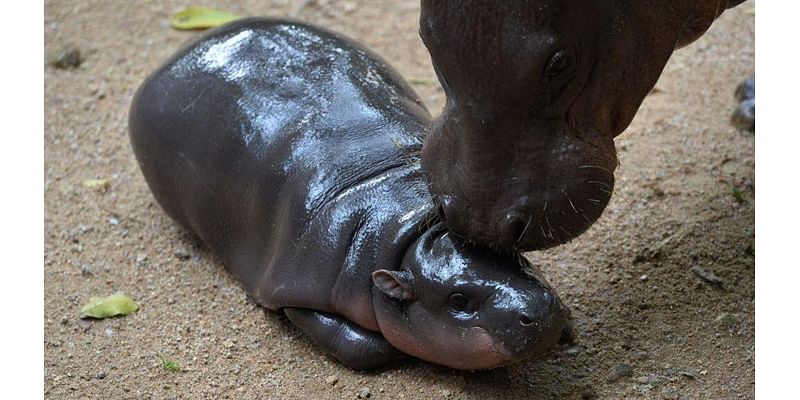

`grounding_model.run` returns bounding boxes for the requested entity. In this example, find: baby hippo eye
[448,293,472,313]
[544,48,572,78]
